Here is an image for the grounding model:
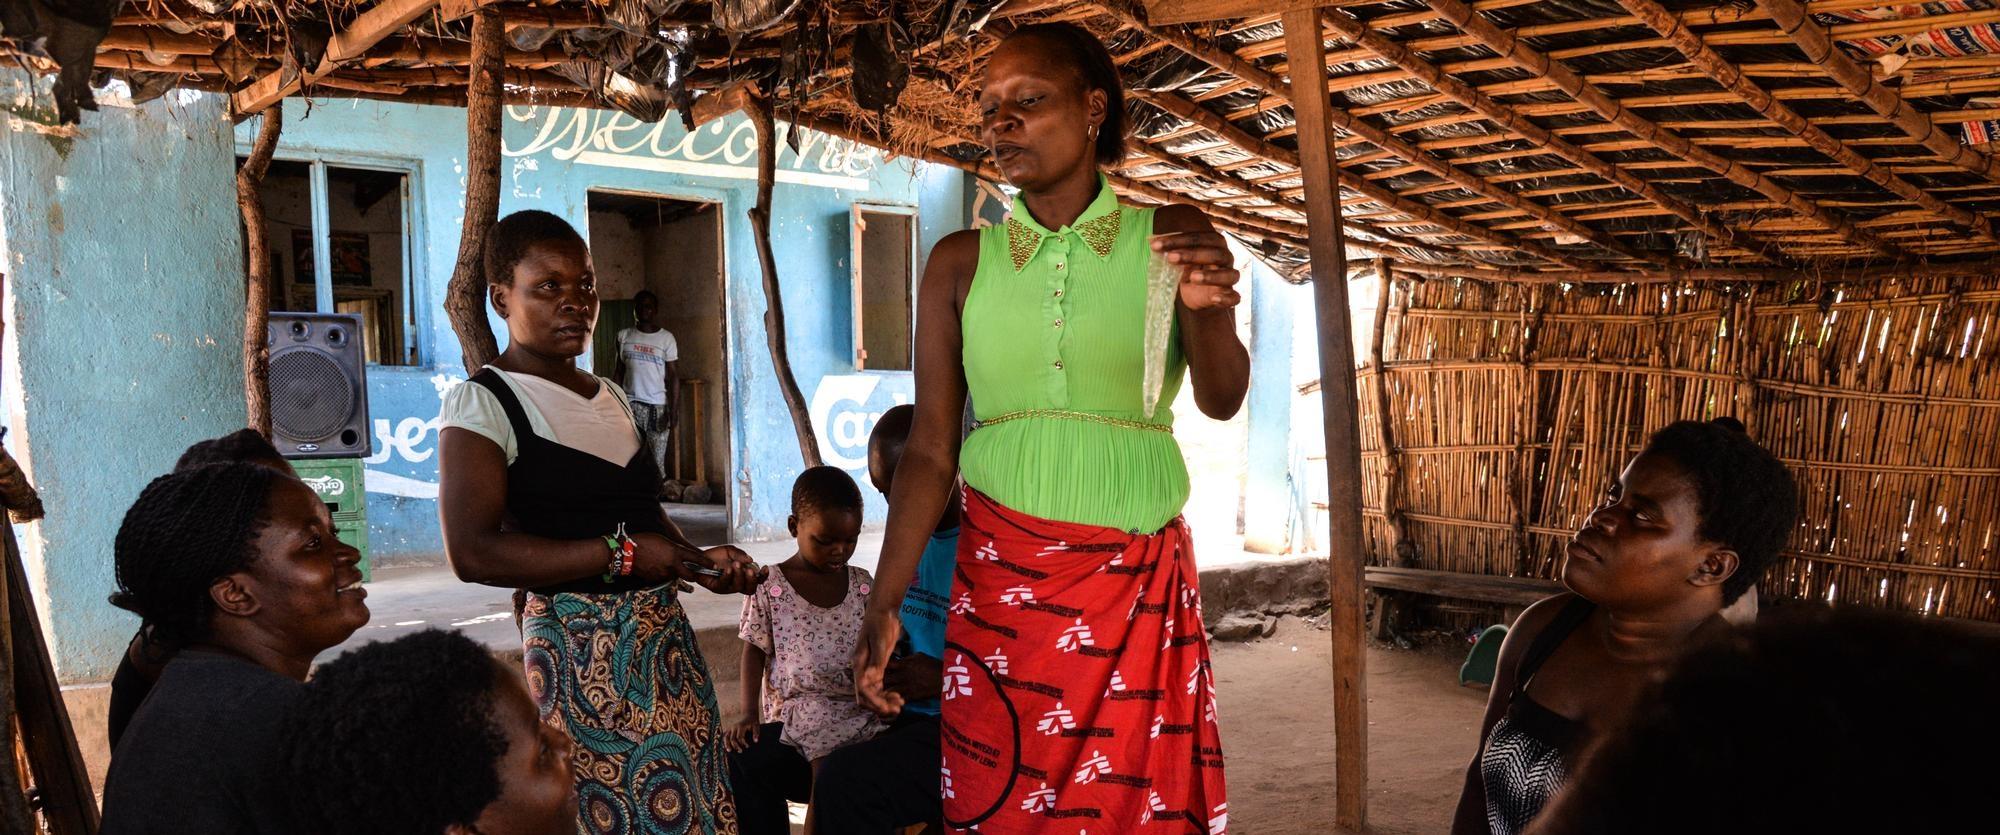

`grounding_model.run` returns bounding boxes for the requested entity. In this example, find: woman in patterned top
[1451,418,1798,835]
[852,22,1248,834]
